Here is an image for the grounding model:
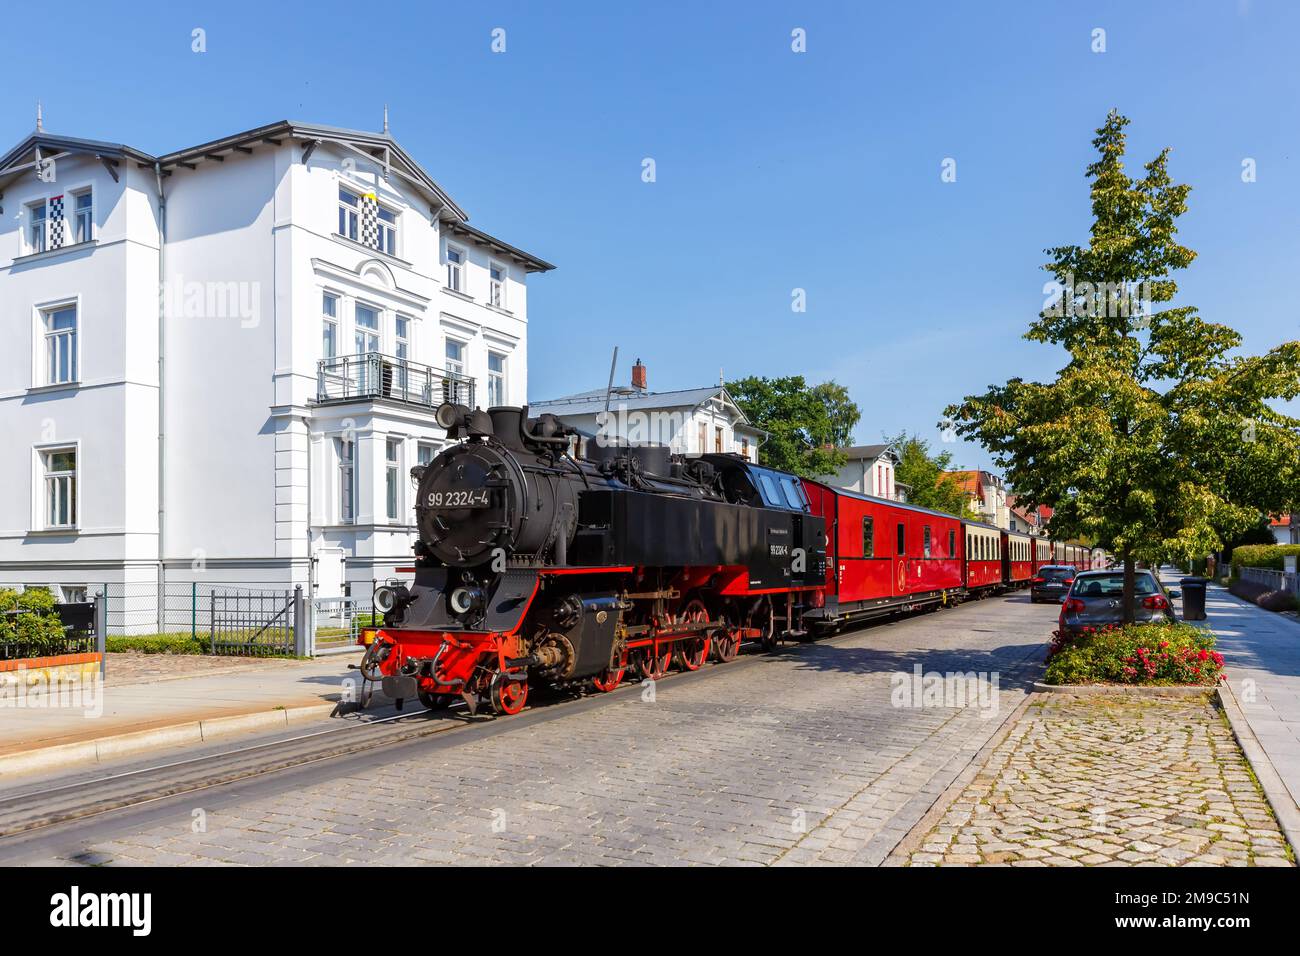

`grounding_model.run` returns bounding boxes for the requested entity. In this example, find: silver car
[1058,570,1179,636]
